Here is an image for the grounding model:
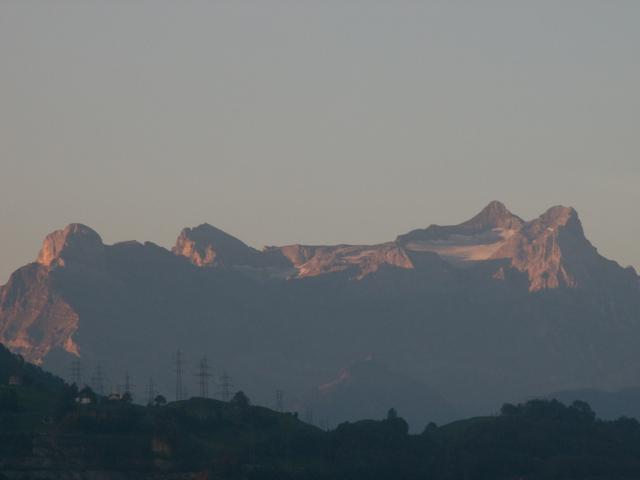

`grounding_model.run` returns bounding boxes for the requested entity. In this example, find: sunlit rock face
[491,206,586,290]
[0,264,80,363]
[0,223,105,363]
[277,243,414,279]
